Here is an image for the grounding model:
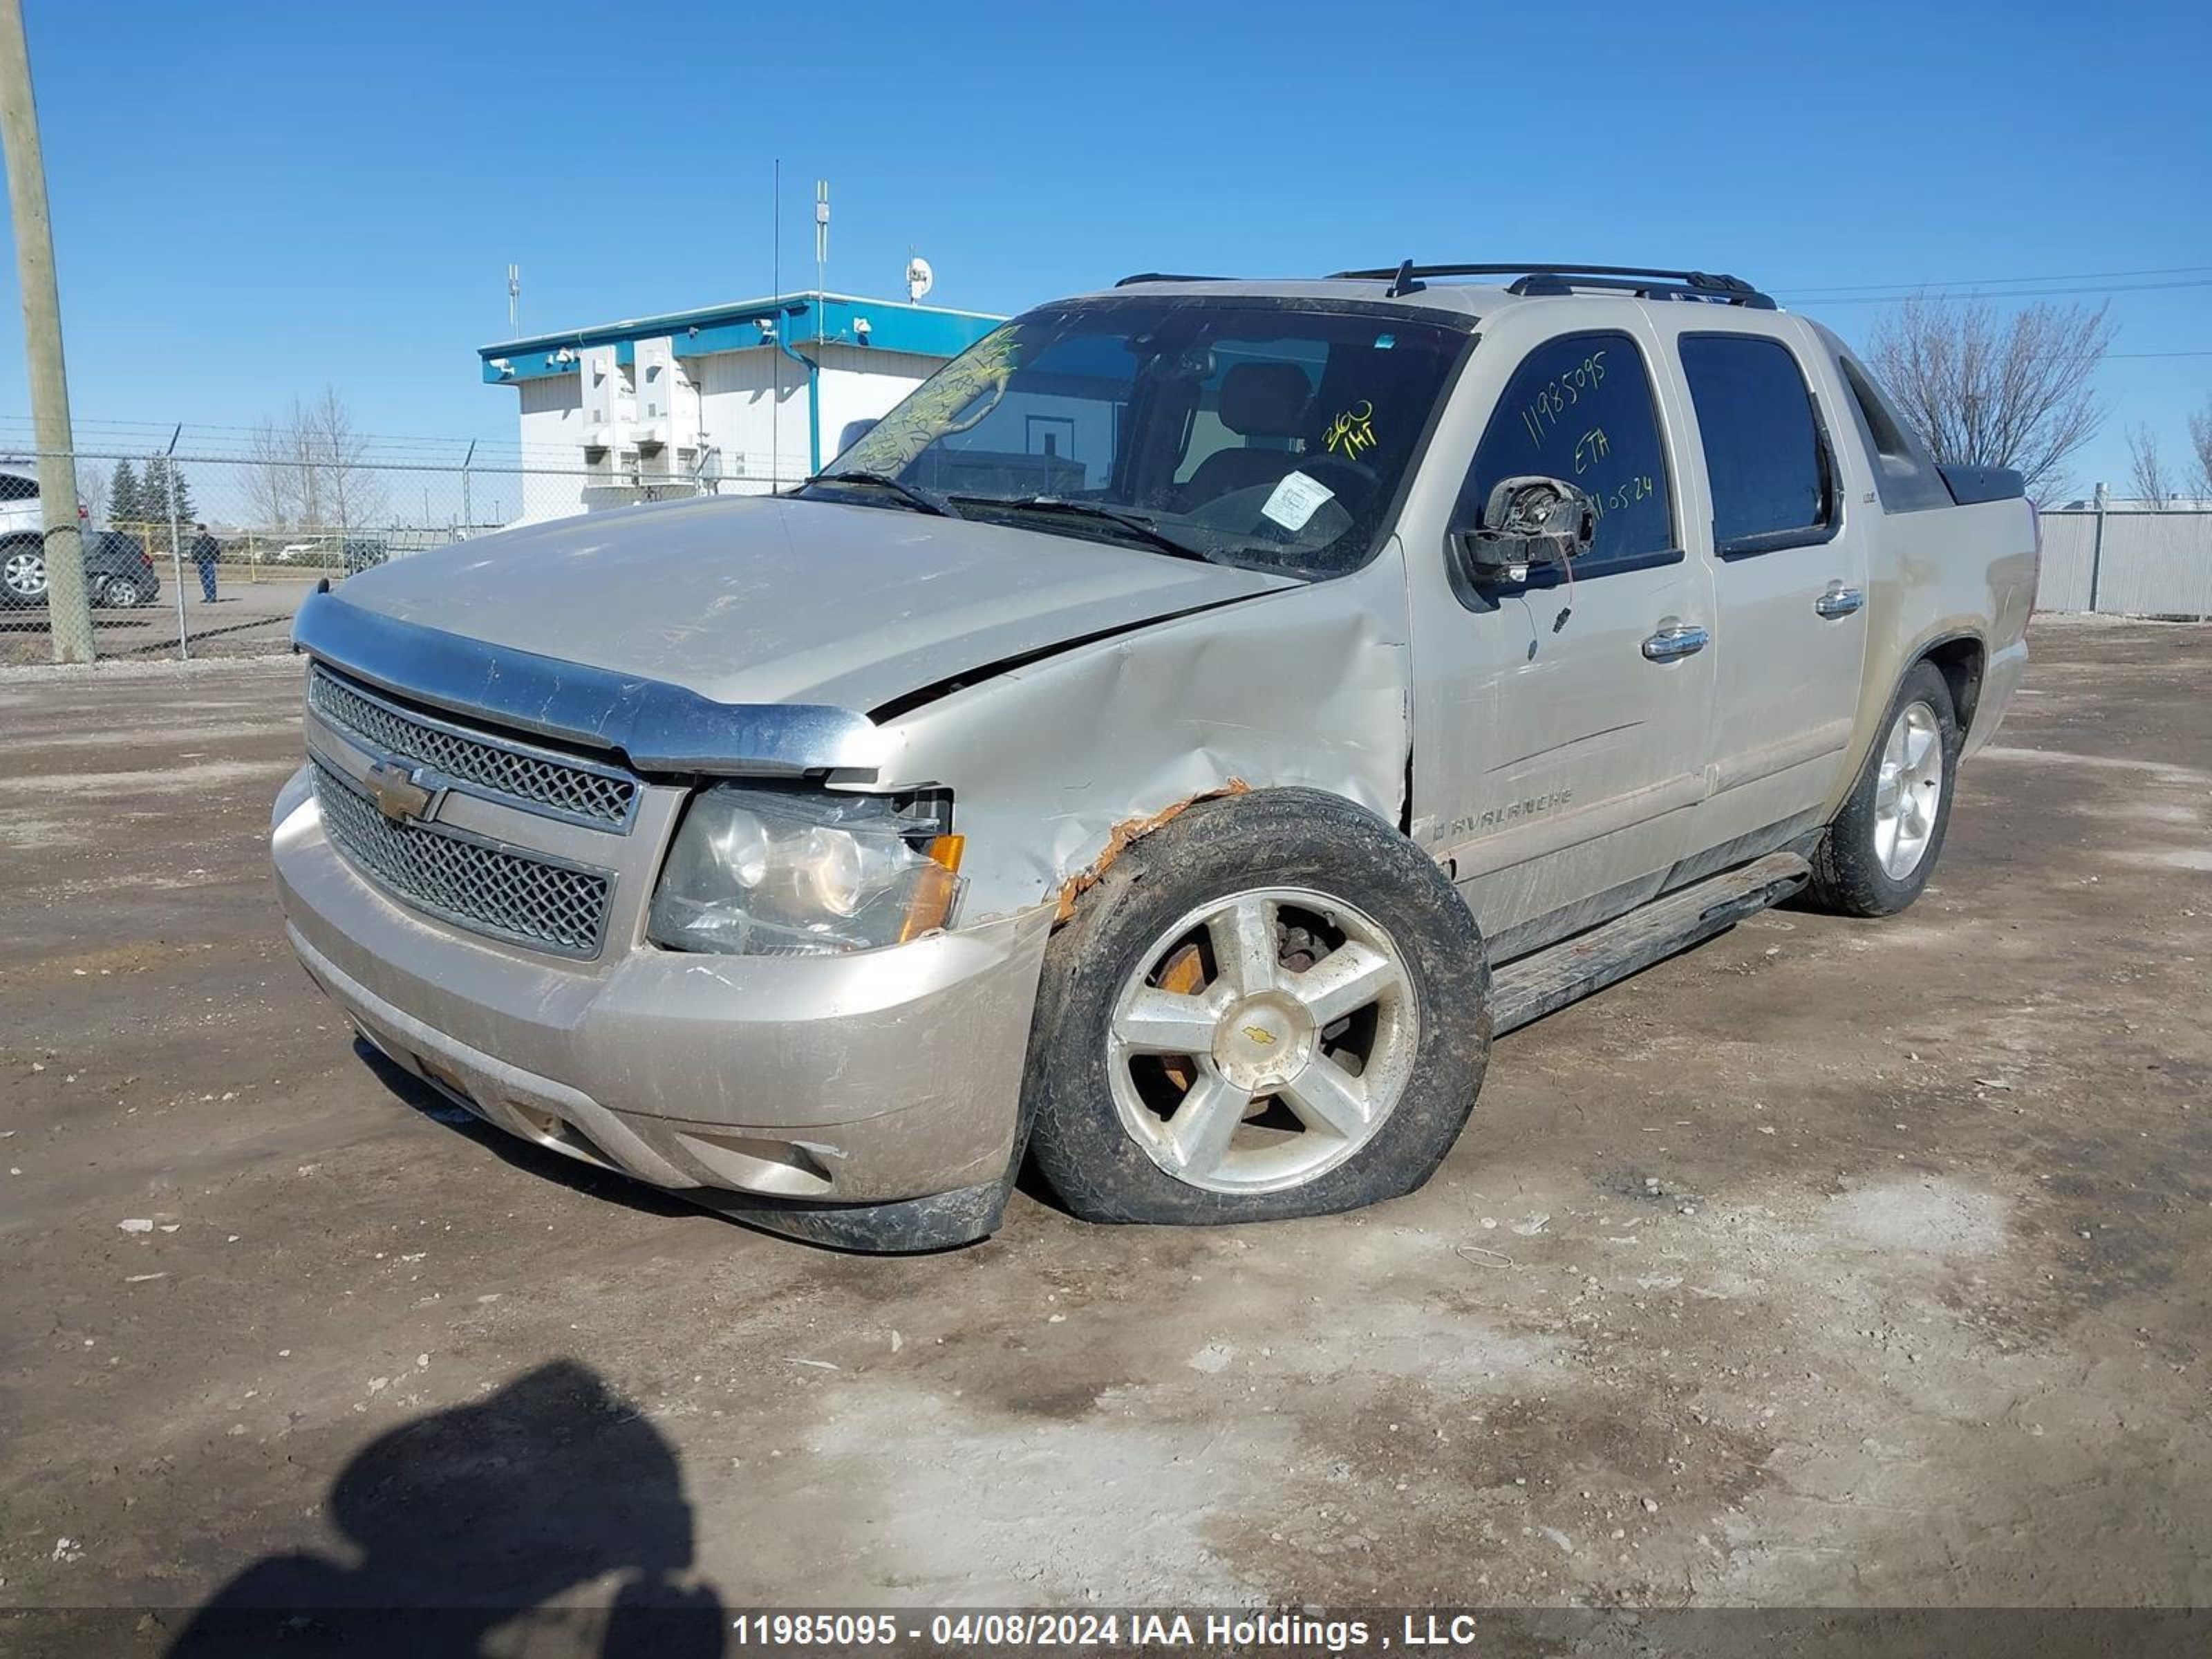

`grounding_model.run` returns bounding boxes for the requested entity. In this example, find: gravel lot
[0,574,320,667]
[1,618,2207,1642]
